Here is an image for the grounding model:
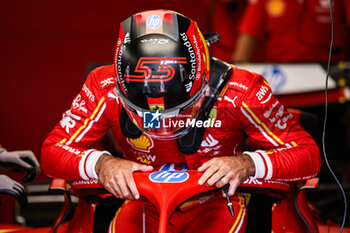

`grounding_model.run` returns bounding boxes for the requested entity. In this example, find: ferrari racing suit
[41,64,321,232]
